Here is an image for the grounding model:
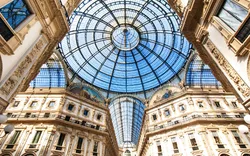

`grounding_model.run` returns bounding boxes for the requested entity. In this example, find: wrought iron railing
[147,114,243,132]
